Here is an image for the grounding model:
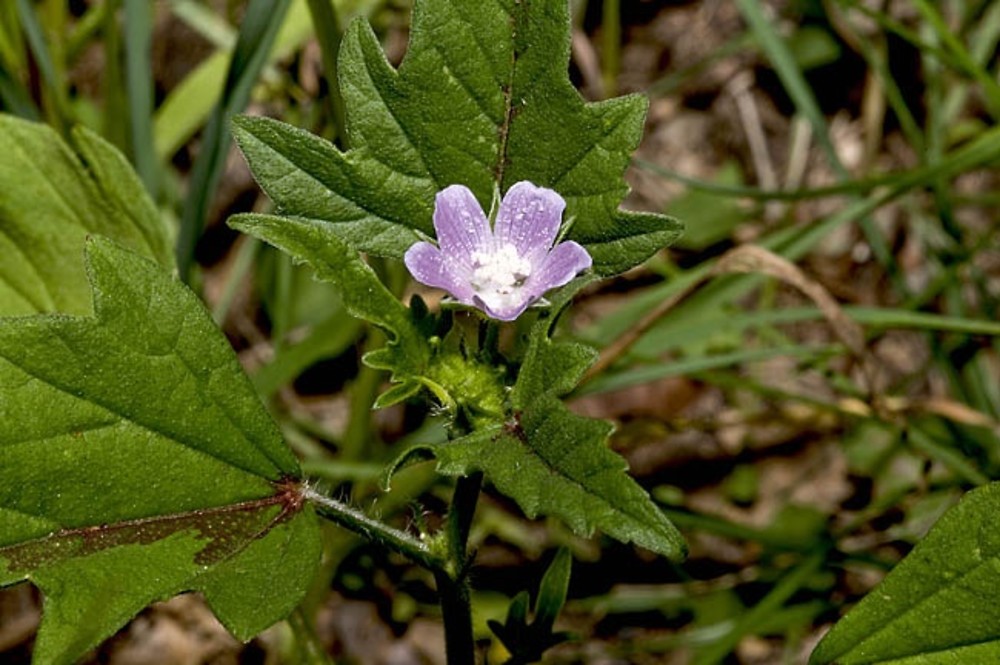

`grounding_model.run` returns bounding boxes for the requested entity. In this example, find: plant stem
[304,487,444,572]
[437,472,484,665]
[434,568,477,665]
[306,466,484,664]
[434,320,493,662]
[448,472,483,564]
